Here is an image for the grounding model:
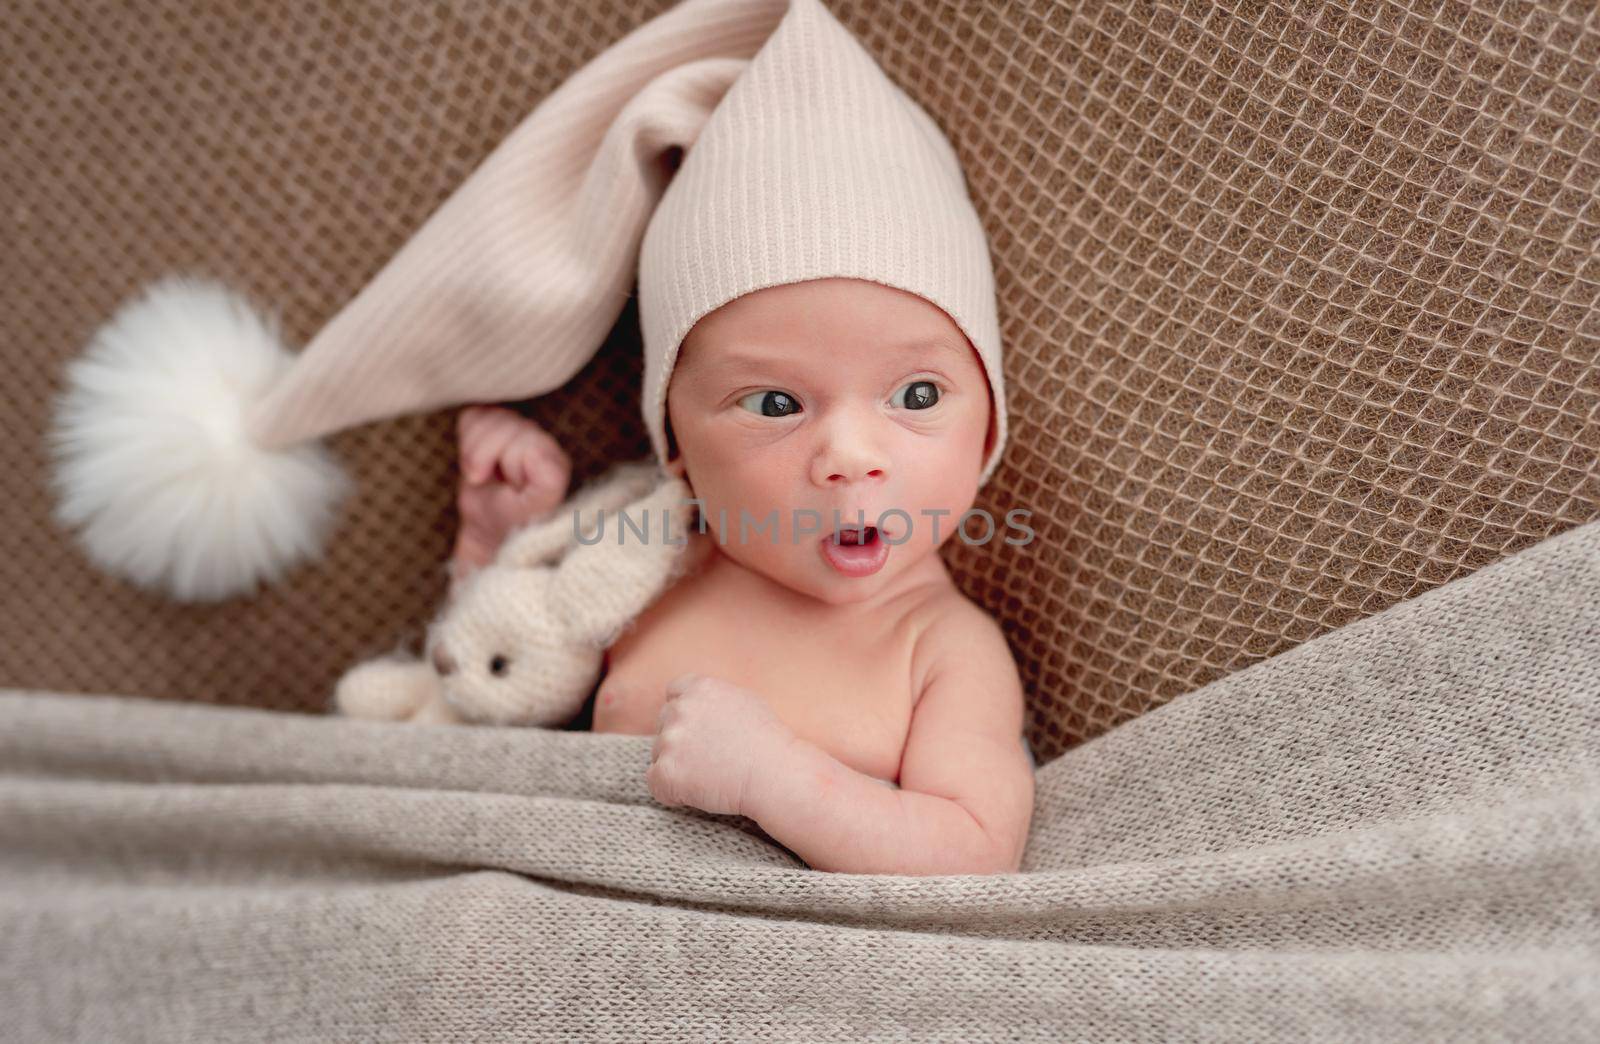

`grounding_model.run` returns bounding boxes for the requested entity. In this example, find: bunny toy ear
[495,512,583,572]
[495,459,669,570]
[550,474,698,649]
